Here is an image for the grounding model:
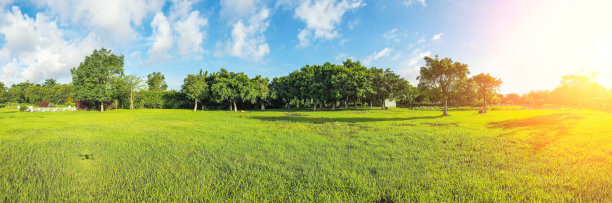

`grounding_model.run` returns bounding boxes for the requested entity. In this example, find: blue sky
[1,0,611,93]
